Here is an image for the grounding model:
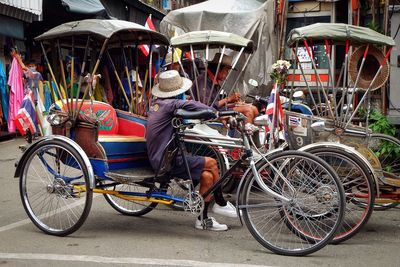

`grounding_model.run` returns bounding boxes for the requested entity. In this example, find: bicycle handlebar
[218,110,239,117]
